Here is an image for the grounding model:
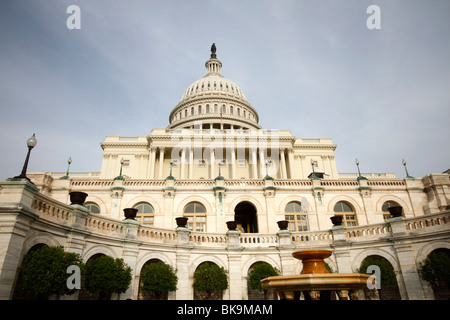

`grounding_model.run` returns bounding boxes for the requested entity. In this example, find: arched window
[382,201,402,221]
[85,202,101,214]
[285,201,308,231]
[333,201,358,227]
[134,202,154,226]
[184,202,206,231]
